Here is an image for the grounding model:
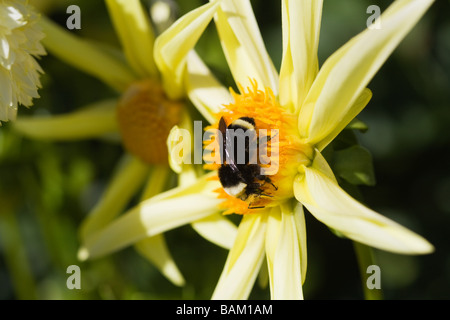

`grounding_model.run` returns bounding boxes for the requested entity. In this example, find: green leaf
[333,145,376,186]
